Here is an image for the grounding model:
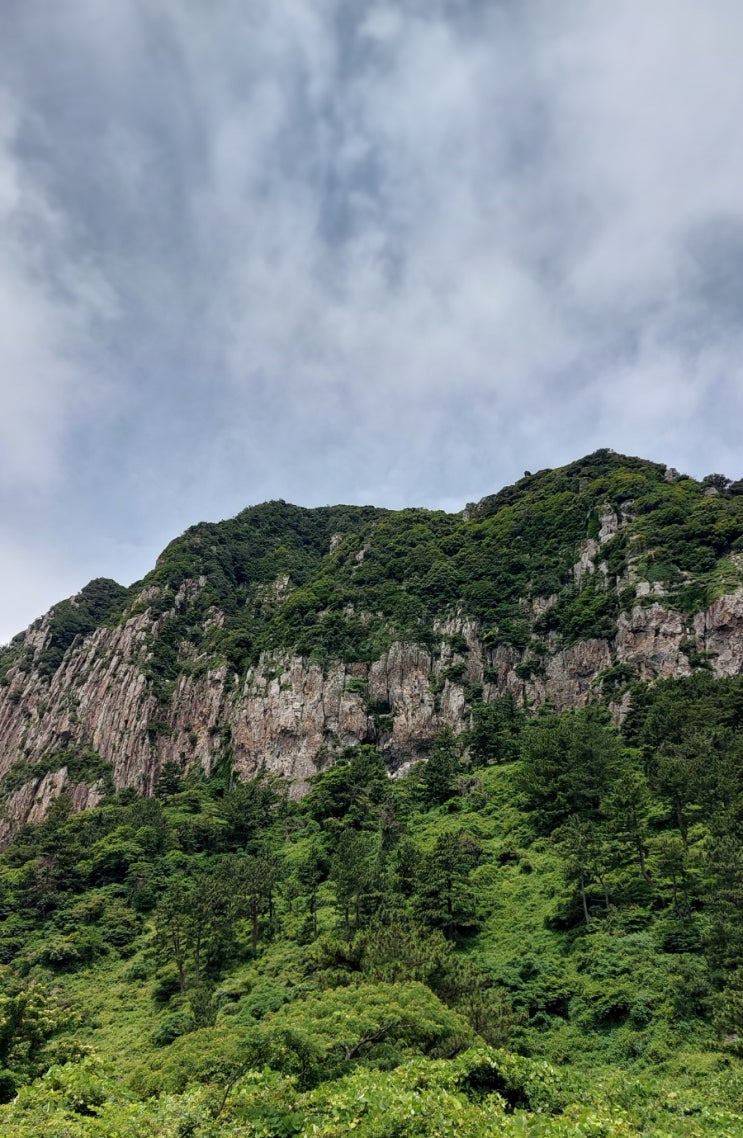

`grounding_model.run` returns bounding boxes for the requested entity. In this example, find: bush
[150,1013,194,1048]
